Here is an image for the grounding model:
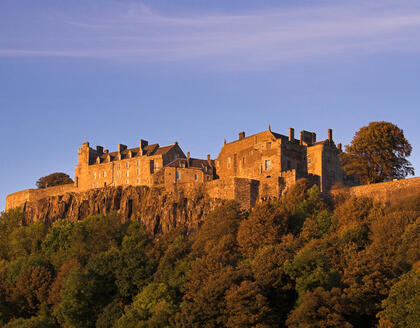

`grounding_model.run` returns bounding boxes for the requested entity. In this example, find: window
[91,184,94,188]
[93,172,97,179]
[137,178,140,184]
[194,174,198,181]
[125,162,129,168]
[308,156,312,164]
[126,171,129,177]
[176,171,180,180]
[150,160,154,174]
[137,168,140,176]
[242,157,245,167]
[103,171,106,177]
[125,179,129,184]
[113,181,116,186]
[116,171,121,179]
[265,159,271,170]
[227,157,231,169]
[137,160,140,166]
[116,163,120,170]
[96,182,98,187]
[266,142,271,150]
